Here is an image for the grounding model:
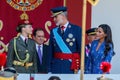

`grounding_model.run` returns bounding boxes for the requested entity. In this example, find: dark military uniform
[49,23,82,73]
[6,36,38,73]
[48,6,82,74]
